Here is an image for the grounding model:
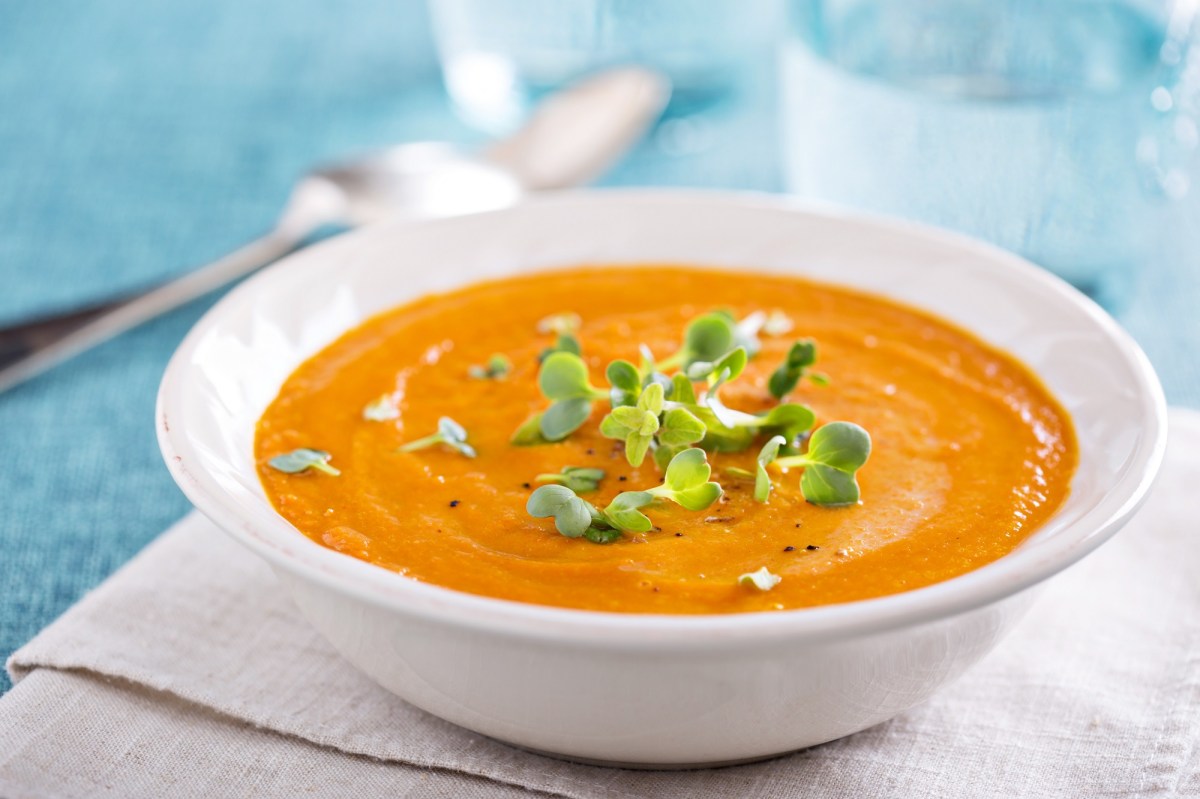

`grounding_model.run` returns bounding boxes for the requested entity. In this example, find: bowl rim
[156,188,1168,650]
